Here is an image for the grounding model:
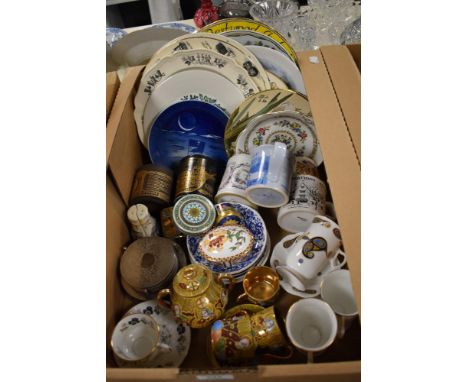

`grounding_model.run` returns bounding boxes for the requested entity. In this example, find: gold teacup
[237,266,280,306]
